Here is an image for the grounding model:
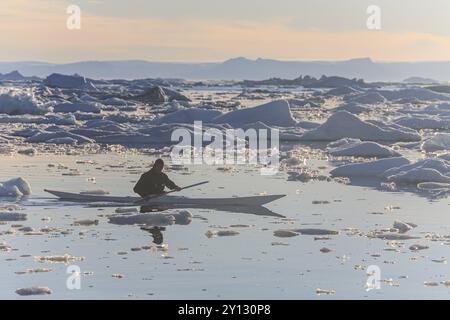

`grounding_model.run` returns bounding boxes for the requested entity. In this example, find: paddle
[134,181,209,205]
